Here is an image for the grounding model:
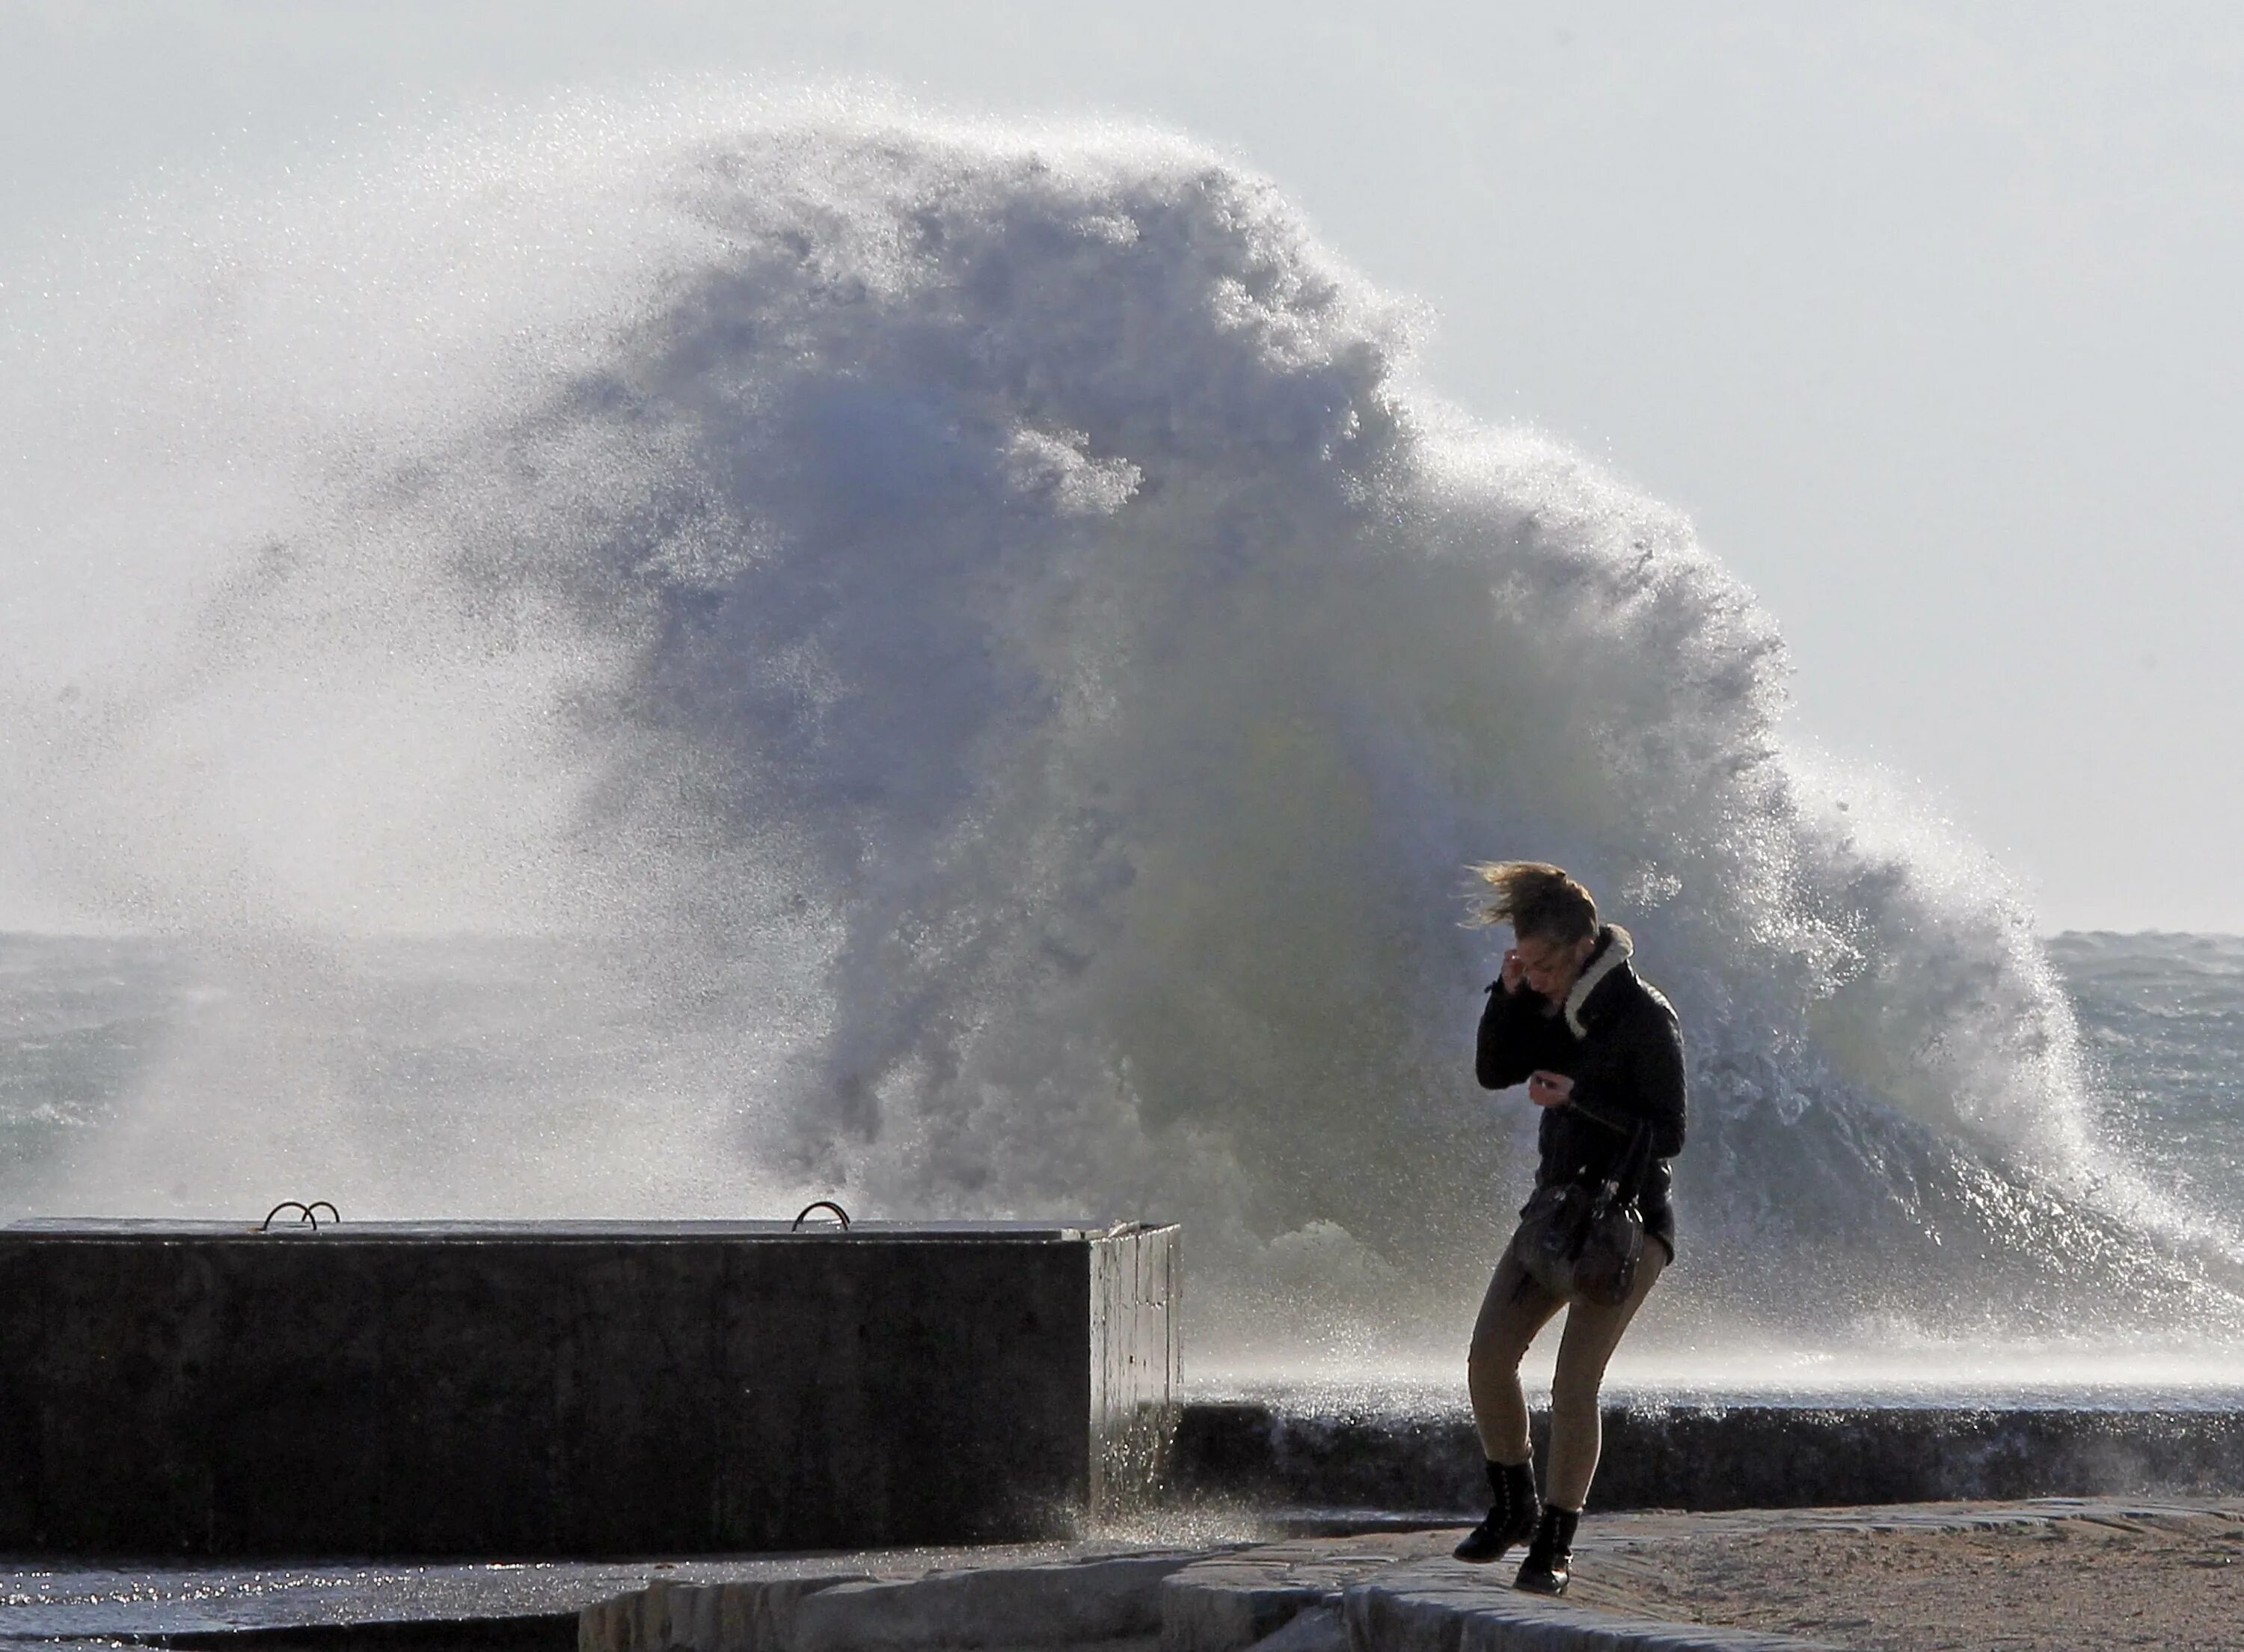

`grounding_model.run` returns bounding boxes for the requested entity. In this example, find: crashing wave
[2,90,2237,1361]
